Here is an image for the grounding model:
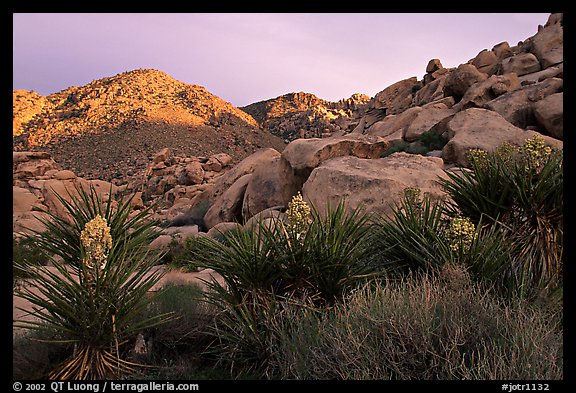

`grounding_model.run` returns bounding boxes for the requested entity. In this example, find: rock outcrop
[13,151,120,237]
[240,92,370,141]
